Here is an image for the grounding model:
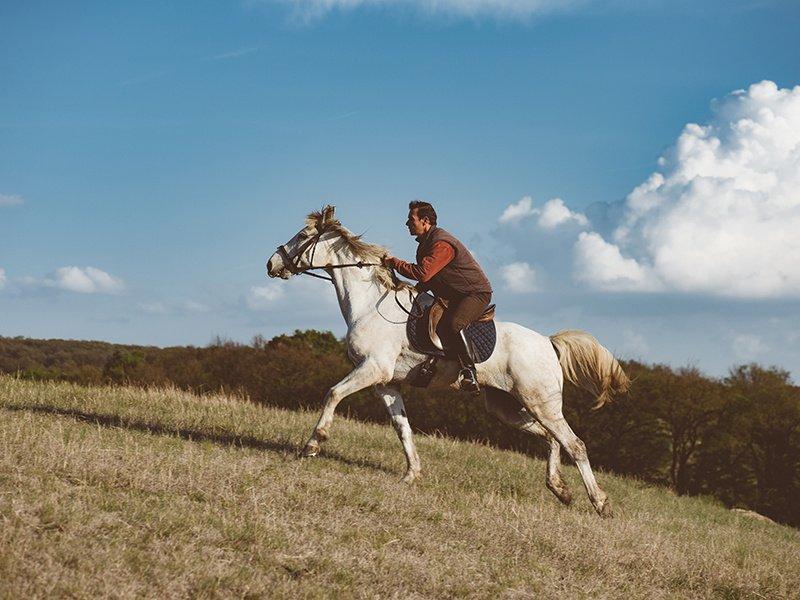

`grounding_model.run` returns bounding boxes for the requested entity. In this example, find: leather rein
[275,229,415,315]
